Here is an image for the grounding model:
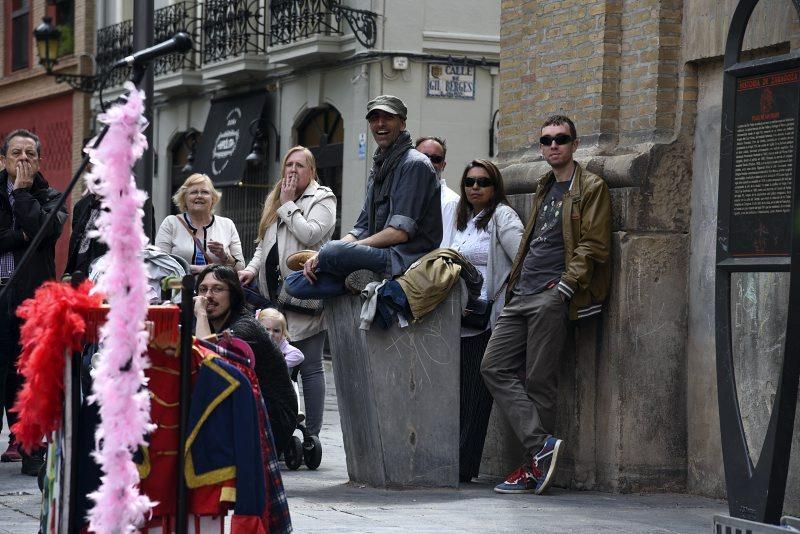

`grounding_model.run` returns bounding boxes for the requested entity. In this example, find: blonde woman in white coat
[446,159,523,483]
[239,146,336,437]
